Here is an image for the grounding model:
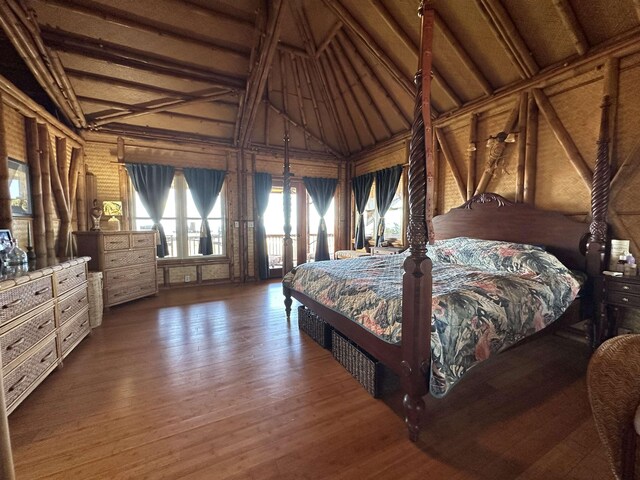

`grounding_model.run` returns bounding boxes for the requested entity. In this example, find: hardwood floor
[8,281,613,479]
